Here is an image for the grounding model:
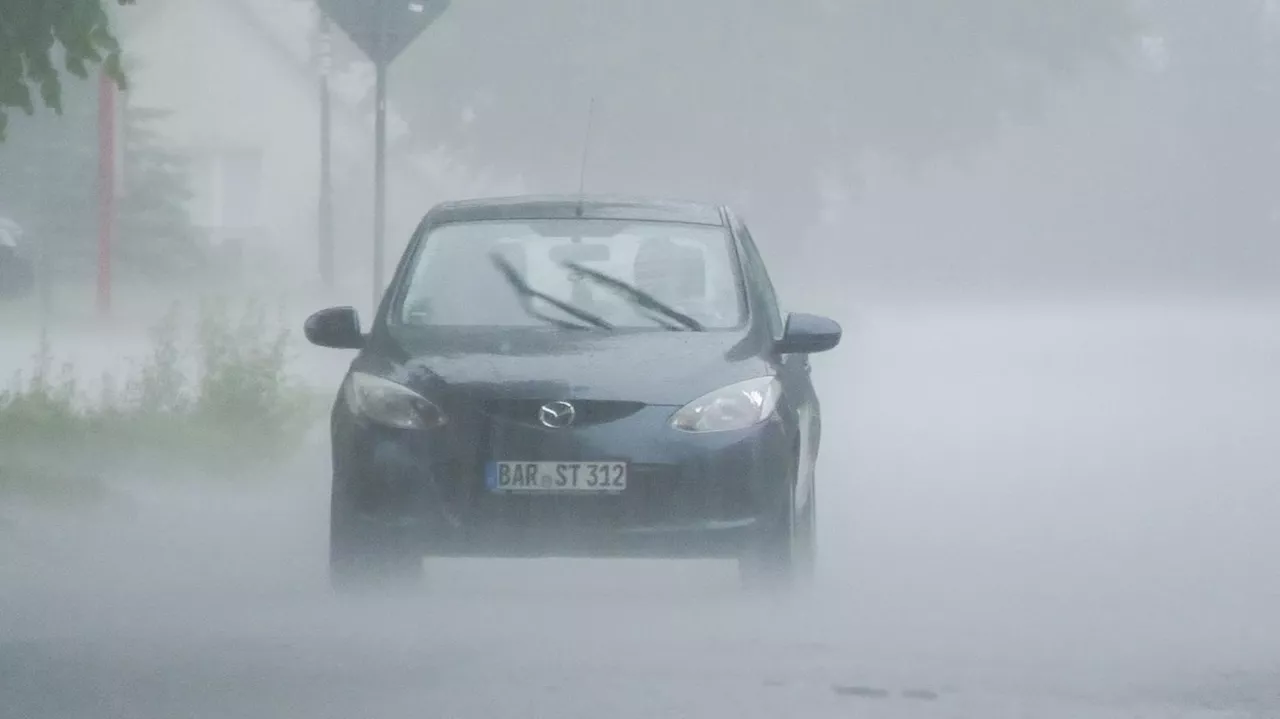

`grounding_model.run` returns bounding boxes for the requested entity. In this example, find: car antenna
[574,96,596,219]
